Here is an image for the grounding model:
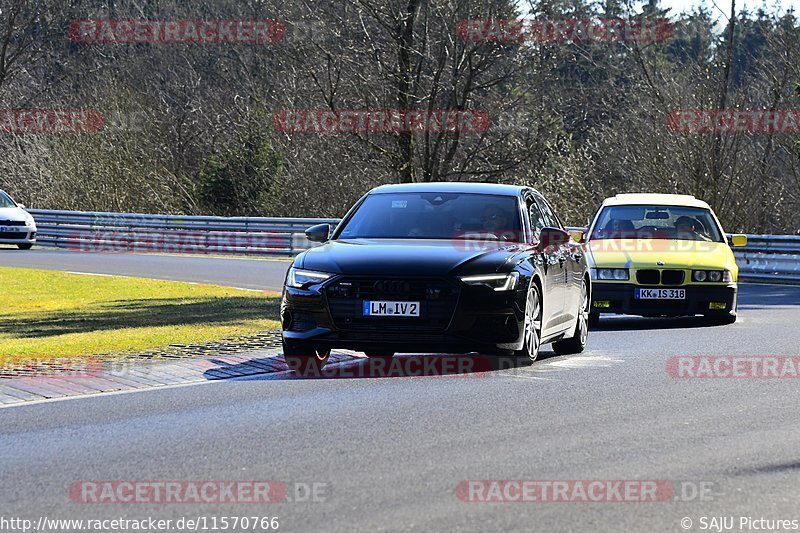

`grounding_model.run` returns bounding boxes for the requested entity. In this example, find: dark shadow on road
[202,352,544,381]
[591,315,729,331]
[729,461,800,477]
